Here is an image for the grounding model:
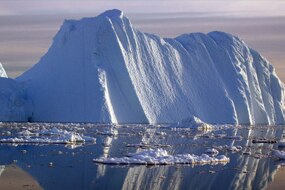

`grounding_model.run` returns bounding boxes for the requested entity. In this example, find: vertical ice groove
[97,17,148,123]
[207,32,254,124]
[98,68,117,124]
[250,49,275,124]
